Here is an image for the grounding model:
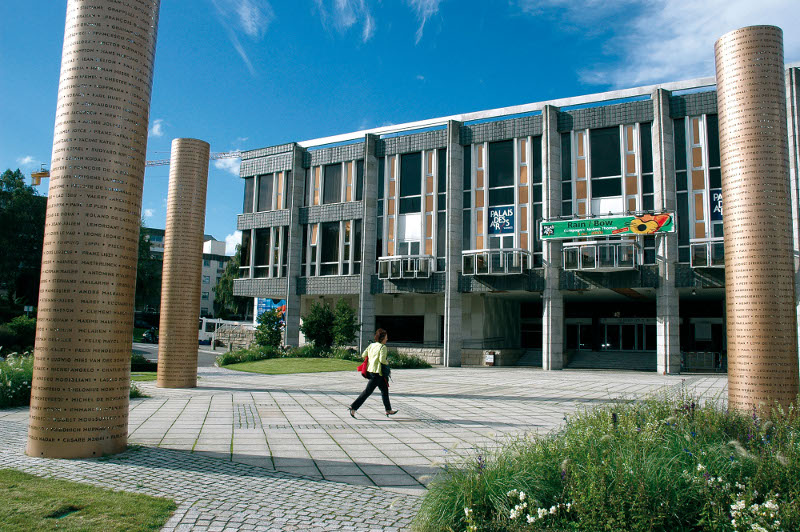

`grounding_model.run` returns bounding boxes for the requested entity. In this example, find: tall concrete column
[27,0,160,458]
[787,67,800,365]
[358,134,379,353]
[541,105,563,370]
[157,139,210,388]
[444,120,464,367]
[652,88,681,374]
[715,25,799,410]
[285,145,306,347]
